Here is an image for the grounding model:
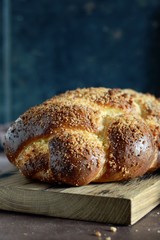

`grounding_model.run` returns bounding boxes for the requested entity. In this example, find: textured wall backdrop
[1,0,160,123]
